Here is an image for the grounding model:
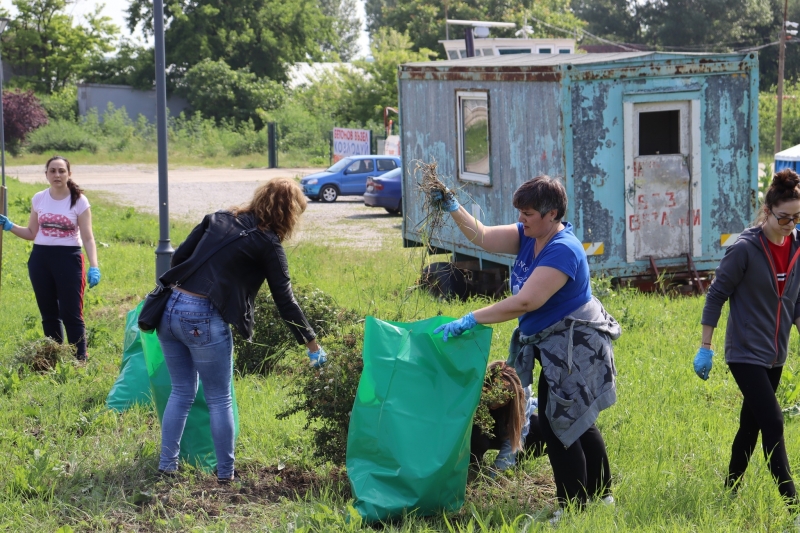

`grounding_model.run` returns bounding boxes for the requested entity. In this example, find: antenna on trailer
[516,16,533,38]
[445,20,517,57]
